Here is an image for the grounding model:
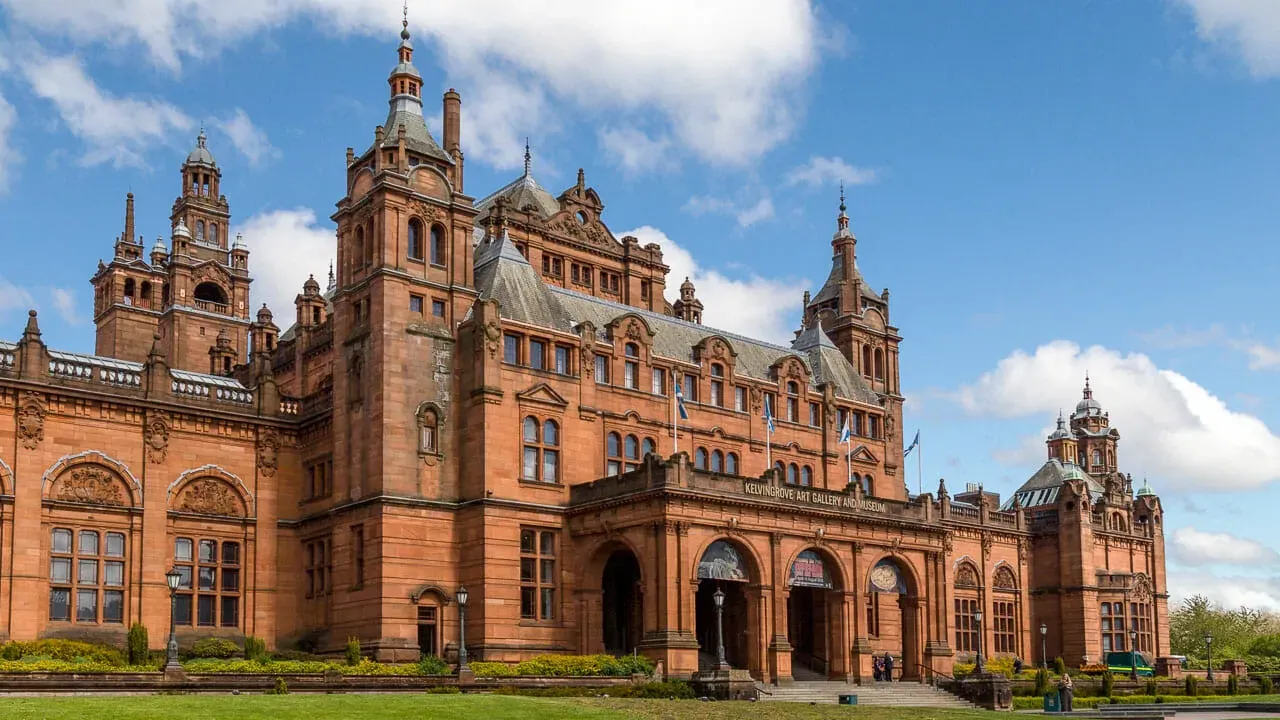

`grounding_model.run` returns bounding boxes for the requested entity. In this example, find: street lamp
[1129,630,1138,681]
[1040,623,1048,670]
[973,610,985,675]
[713,588,729,671]
[456,586,471,675]
[1204,633,1214,682]
[164,567,182,670]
